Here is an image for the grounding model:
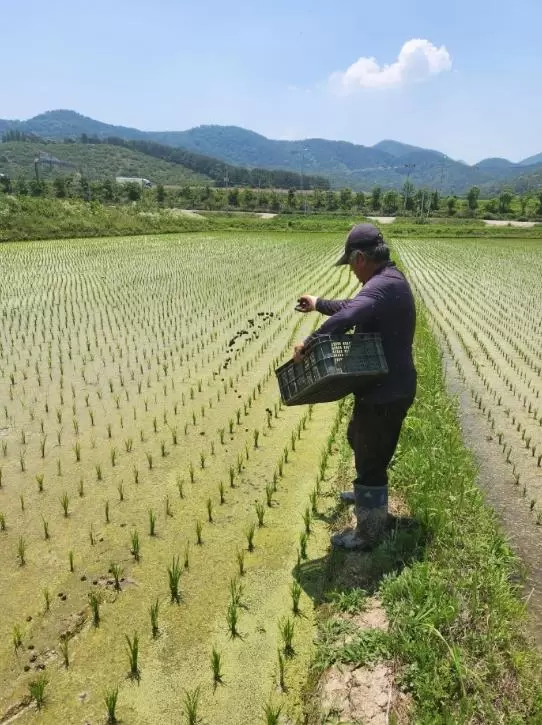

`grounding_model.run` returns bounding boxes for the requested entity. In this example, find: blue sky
[2,0,541,163]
